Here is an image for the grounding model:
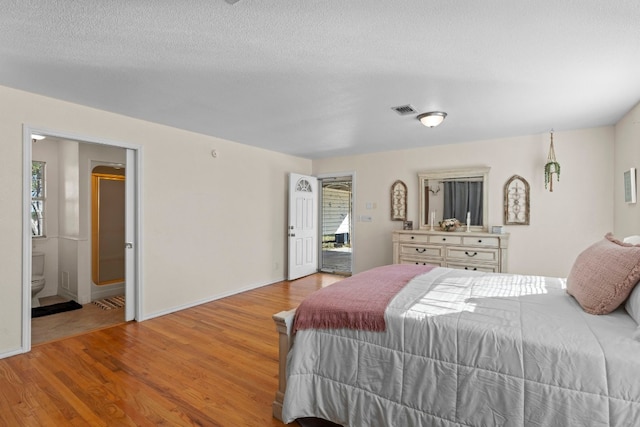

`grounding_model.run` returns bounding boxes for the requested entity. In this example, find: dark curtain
[442,181,483,225]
